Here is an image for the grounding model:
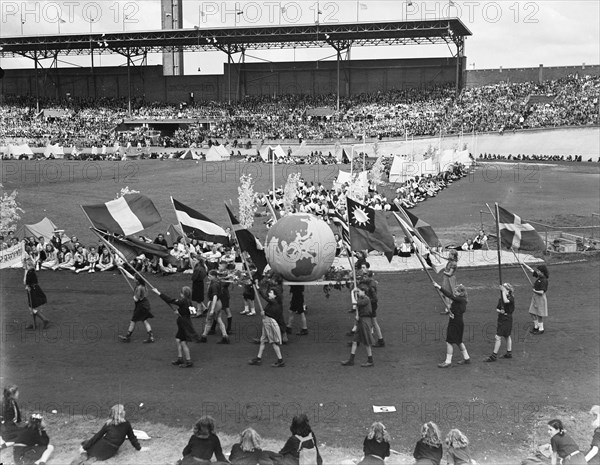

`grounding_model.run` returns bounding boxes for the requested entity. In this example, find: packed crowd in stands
[1,75,598,151]
[2,384,600,465]
[478,153,594,162]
